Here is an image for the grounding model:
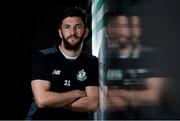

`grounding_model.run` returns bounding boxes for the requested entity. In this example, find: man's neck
[59,44,82,58]
[118,45,133,58]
